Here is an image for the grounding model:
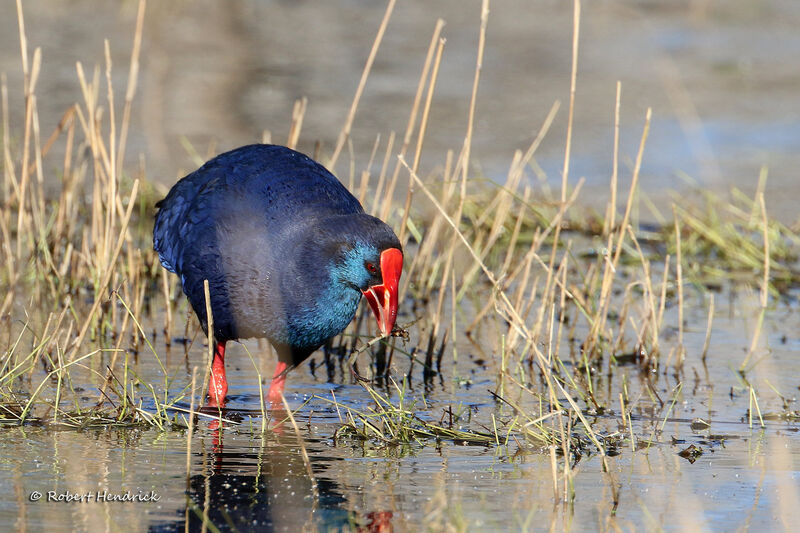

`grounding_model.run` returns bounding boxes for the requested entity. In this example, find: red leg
[266,361,288,406]
[207,341,228,407]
